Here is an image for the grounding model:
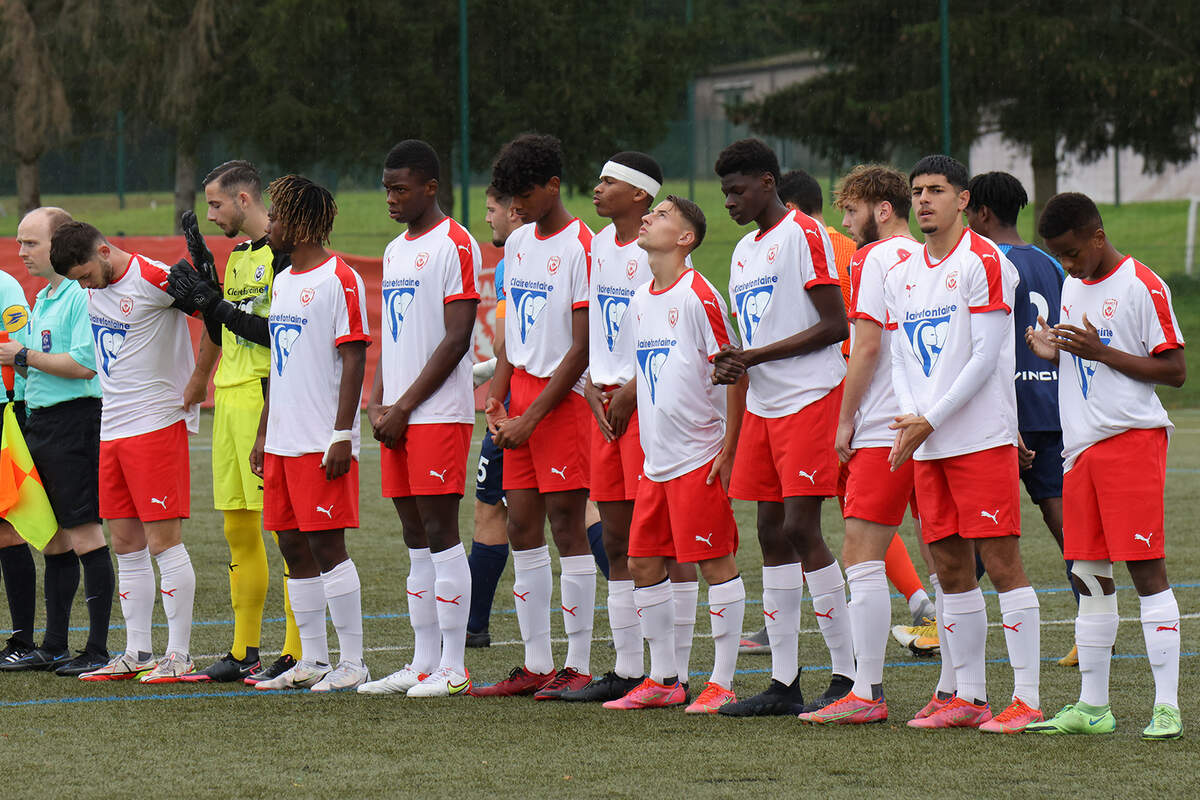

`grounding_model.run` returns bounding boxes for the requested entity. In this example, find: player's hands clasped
[484,395,508,435]
[888,414,933,470]
[1052,312,1108,361]
[711,345,748,385]
[167,260,221,314]
[371,403,410,449]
